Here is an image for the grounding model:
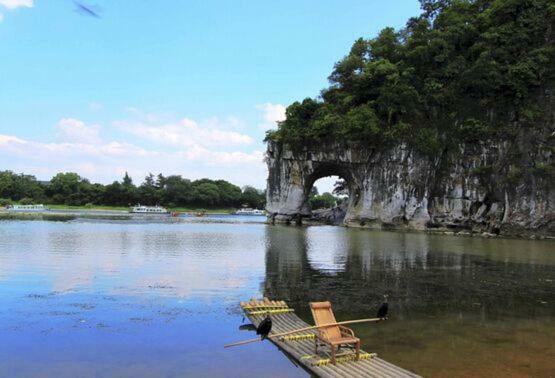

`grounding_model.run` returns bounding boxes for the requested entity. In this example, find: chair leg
[331,345,336,365]
[314,338,318,354]
[355,341,360,361]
